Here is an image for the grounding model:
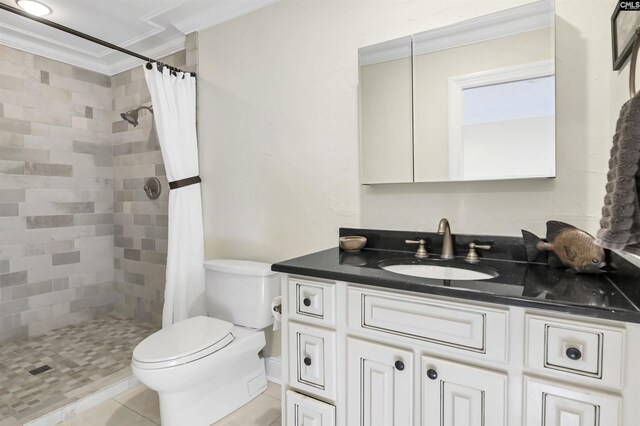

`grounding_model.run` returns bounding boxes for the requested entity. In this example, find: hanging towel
[595,92,640,255]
